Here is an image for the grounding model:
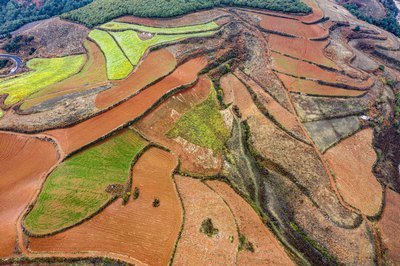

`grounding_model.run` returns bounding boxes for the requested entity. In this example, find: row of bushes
[62,0,311,28]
